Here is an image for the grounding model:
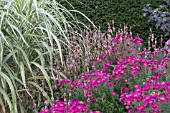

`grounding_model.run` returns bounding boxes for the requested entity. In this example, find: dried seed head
[148,36,150,46]
[43,92,47,97]
[118,28,120,34]
[129,26,132,37]
[161,35,163,47]
[44,100,49,106]
[155,37,157,49]
[51,97,54,103]
[107,23,112,34]
[124,23,126,34]
[112,20,115,32]
[151,34,154,42]
[150,28,152,33]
